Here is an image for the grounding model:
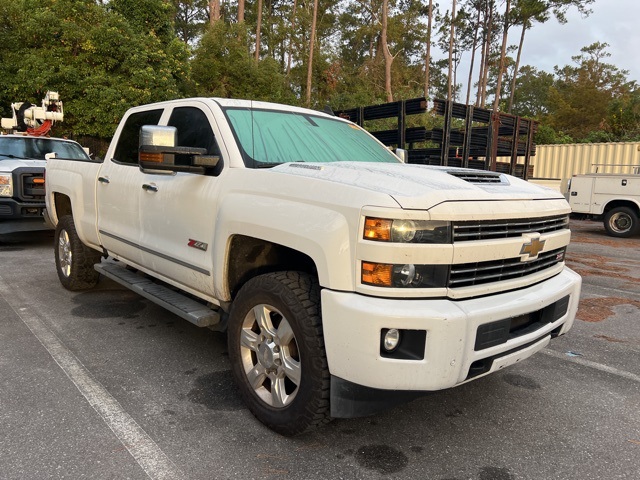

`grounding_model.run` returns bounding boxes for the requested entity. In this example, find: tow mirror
[395,148,408,163]
[138,125,221,174]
